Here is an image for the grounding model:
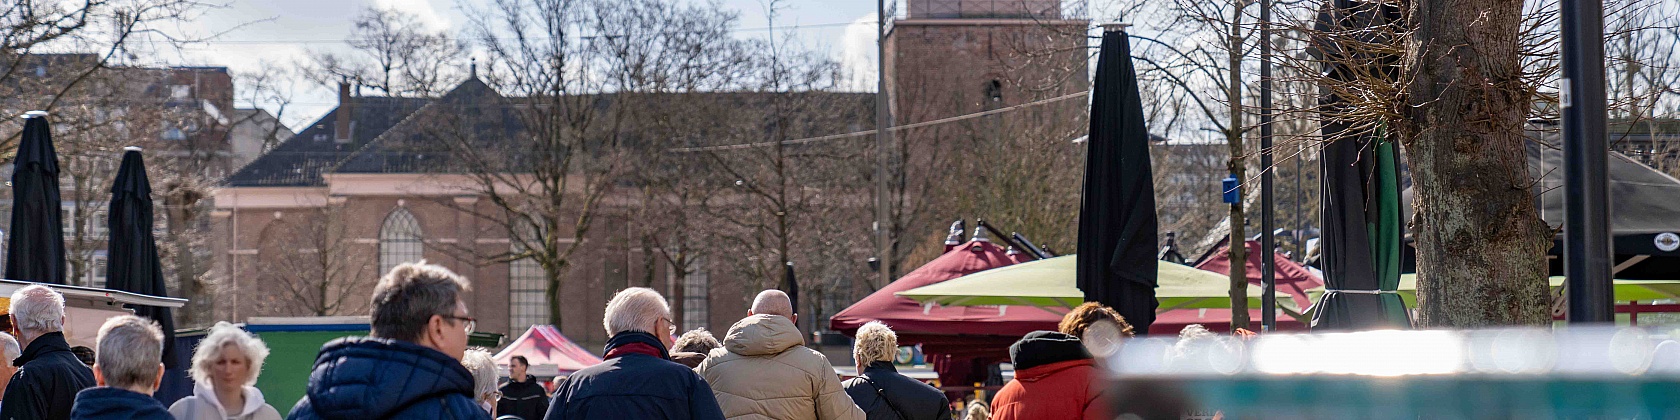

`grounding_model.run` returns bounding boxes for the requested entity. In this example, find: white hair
[0,332,18,365]
[10,285,65,335]
[603,287,670,336]
[750,290,793,318]
[96,315,164,390]
[189,322,270,387]
[853,321,898,363]
[461,348,498,403]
